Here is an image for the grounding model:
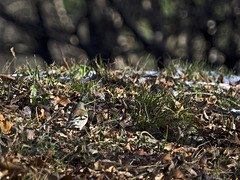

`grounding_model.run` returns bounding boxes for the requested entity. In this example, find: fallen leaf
[94,160,100,170]
[171,169,185,179]
[116,133,119,140]
[47,149,54,157]
[128,133,134,138]
[217,74,224,83]
[125,143,131,152]
[105,165,115,173]
[39,108,45,121]
[229,134,240,145]
[55,95,71,106]
[230,79,240,86]
[21,106,32,119]
[32,157,49,168]
[0,169,8,179]
[0,121,12,134]
[0,156,25,174]
[137,149,145,156]
[0,113,5,121]
[200,157,207,167]
[26,129,35,140]
[163,154,172,162]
